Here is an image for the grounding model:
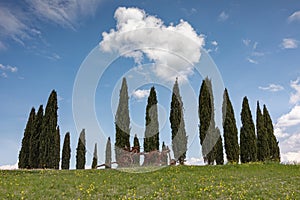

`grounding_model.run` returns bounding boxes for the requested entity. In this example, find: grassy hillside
[1,163,299,199]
